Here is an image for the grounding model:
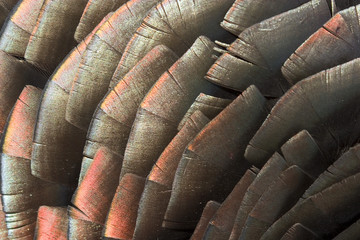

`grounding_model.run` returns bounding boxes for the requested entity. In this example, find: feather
[74,0,127,42]
[239,166,312,239]
[0,51,46,138]
[24,0,88,72]
[0,0,20,27]
[133,111,209,240]
[202,169,257,240]
[333,218,360,240]
[164,85,268,230]
[0,199,7,239]
[280,223,320,240]
[177,93,232,131]
[119,36,221,180]
[0,0,45,57]
[30,21,105,185]
[280,130,328,178]
[229,152,288,240]
[72,147,122,225]
[65,0,161,130]
[103,174,145,240]
[206,0,331,97]
[0,86,69,239]
[261,172,360,239]
[34,206,68,240]
[283,5,360,84]
[114,0,234,81]
[246,57,360,167]
[190,201,220,240]
[221,0,308,36]
[68,206,103,240]
[79,44,178,181]
[302,143,360,199]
